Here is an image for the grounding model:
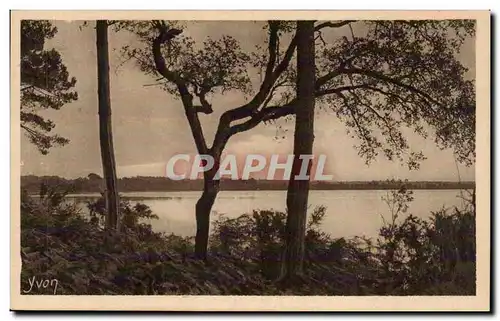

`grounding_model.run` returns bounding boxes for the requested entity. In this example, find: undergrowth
[20,184,476,295]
